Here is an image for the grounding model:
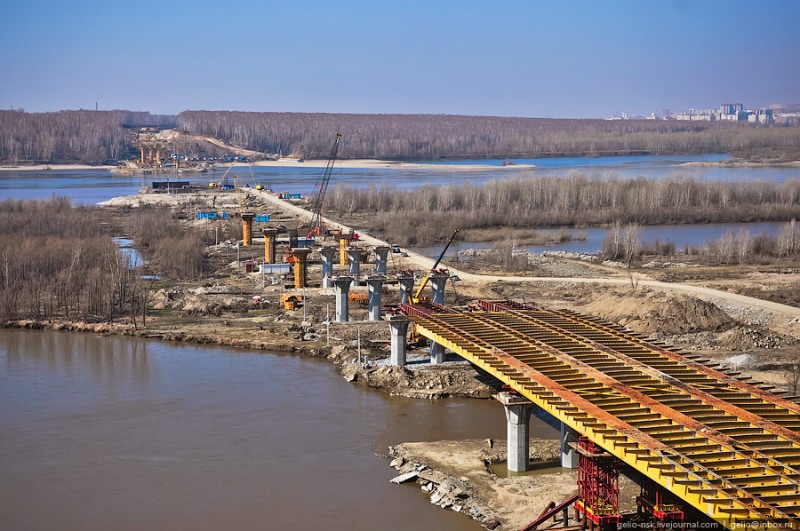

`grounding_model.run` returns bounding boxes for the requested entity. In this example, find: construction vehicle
[307,133,342,239]
[411,228,460,304]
